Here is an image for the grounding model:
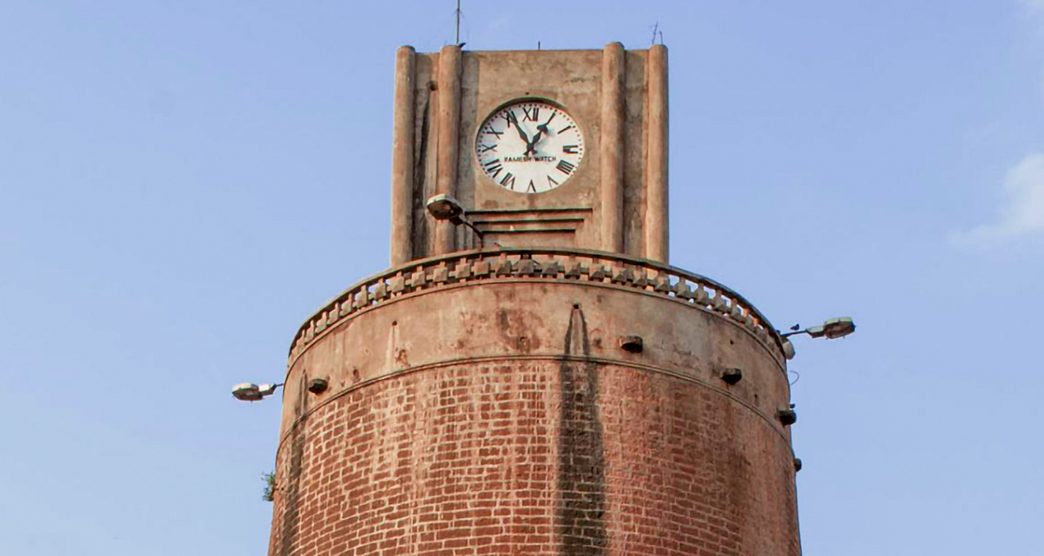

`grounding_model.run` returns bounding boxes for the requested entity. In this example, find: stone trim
[288,247,786,365]
[276,354,795,456]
